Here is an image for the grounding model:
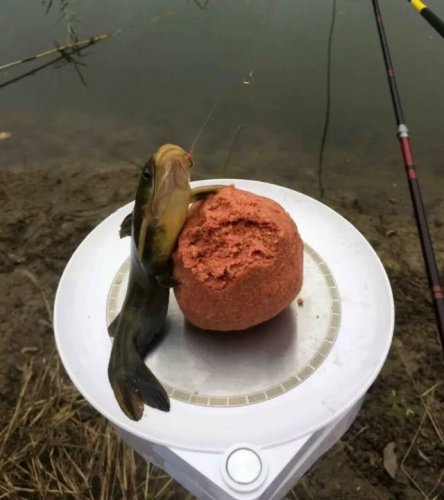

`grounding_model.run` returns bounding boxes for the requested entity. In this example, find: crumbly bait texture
[173,186,304,331]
